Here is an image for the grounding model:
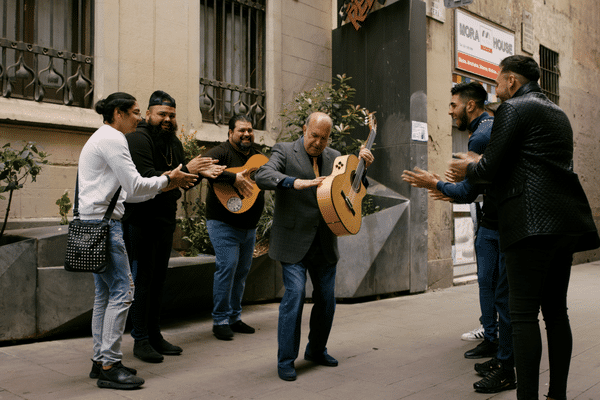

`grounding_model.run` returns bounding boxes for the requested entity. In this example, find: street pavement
[1,261,598,400]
